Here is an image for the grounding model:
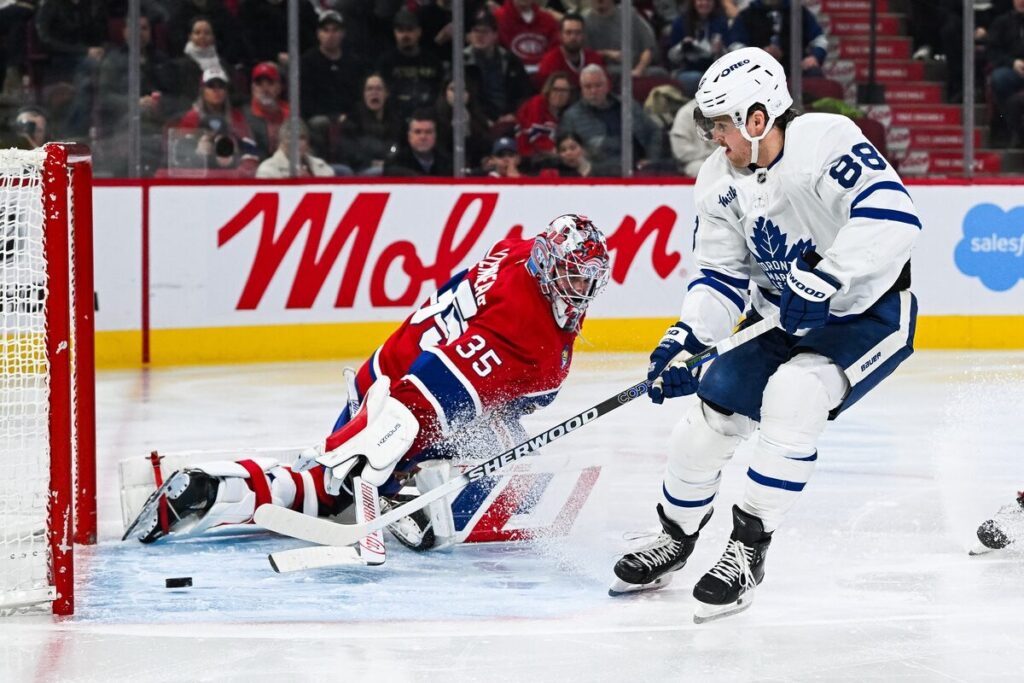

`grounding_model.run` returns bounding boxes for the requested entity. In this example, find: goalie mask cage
[0,144,96,616]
